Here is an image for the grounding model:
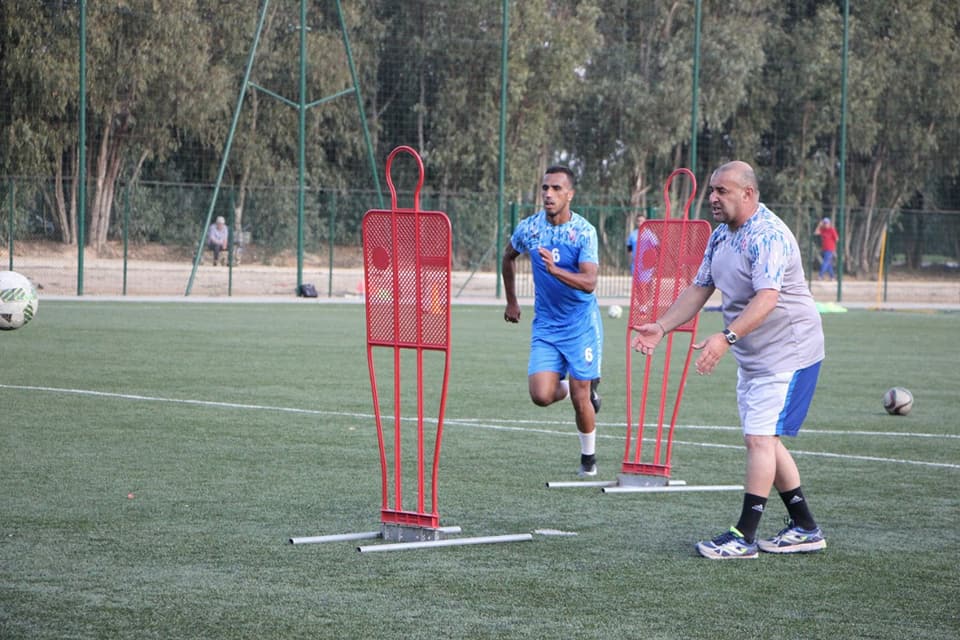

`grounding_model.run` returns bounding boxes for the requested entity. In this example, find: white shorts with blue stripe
[736,361,822,437]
